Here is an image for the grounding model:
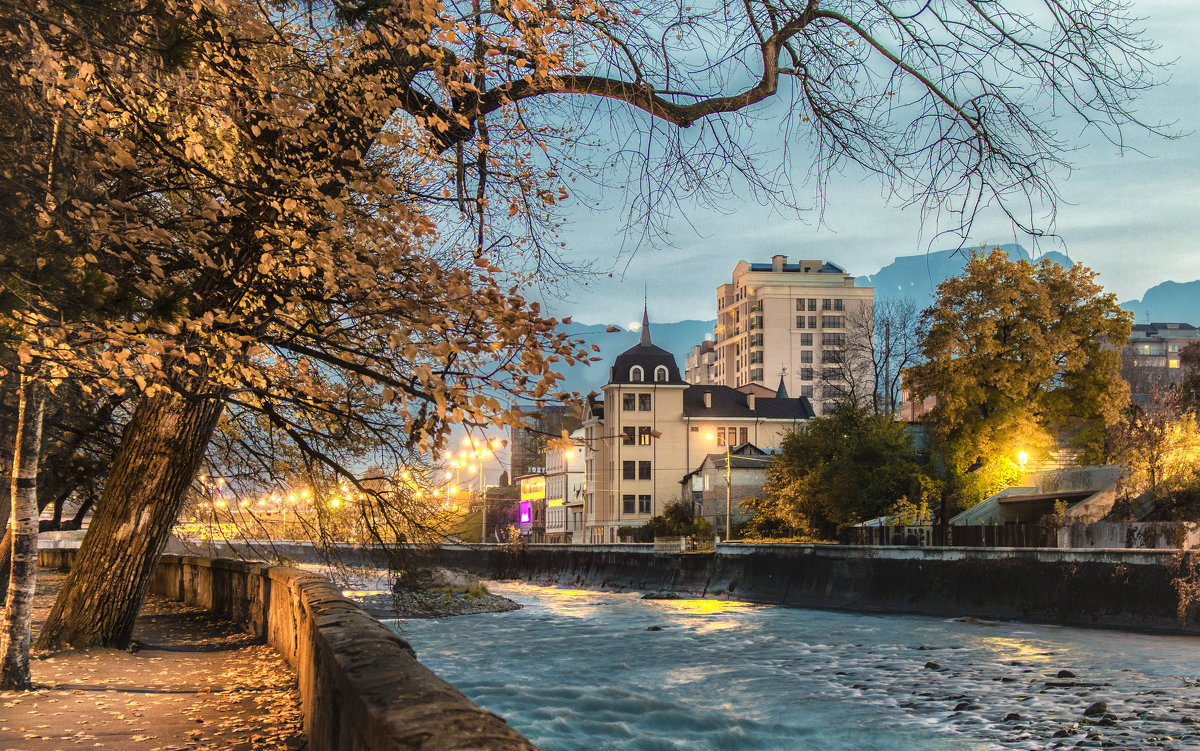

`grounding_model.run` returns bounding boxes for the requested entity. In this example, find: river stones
[1083,701,1108,717]
[641,591,681,600]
